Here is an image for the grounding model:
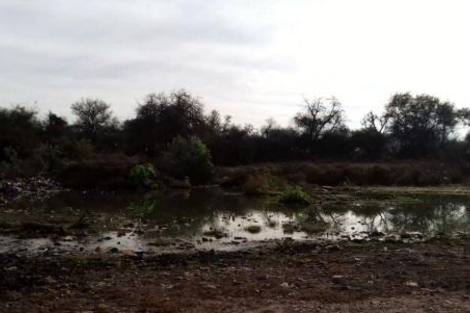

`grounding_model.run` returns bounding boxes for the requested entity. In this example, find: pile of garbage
[0,176,64,206]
